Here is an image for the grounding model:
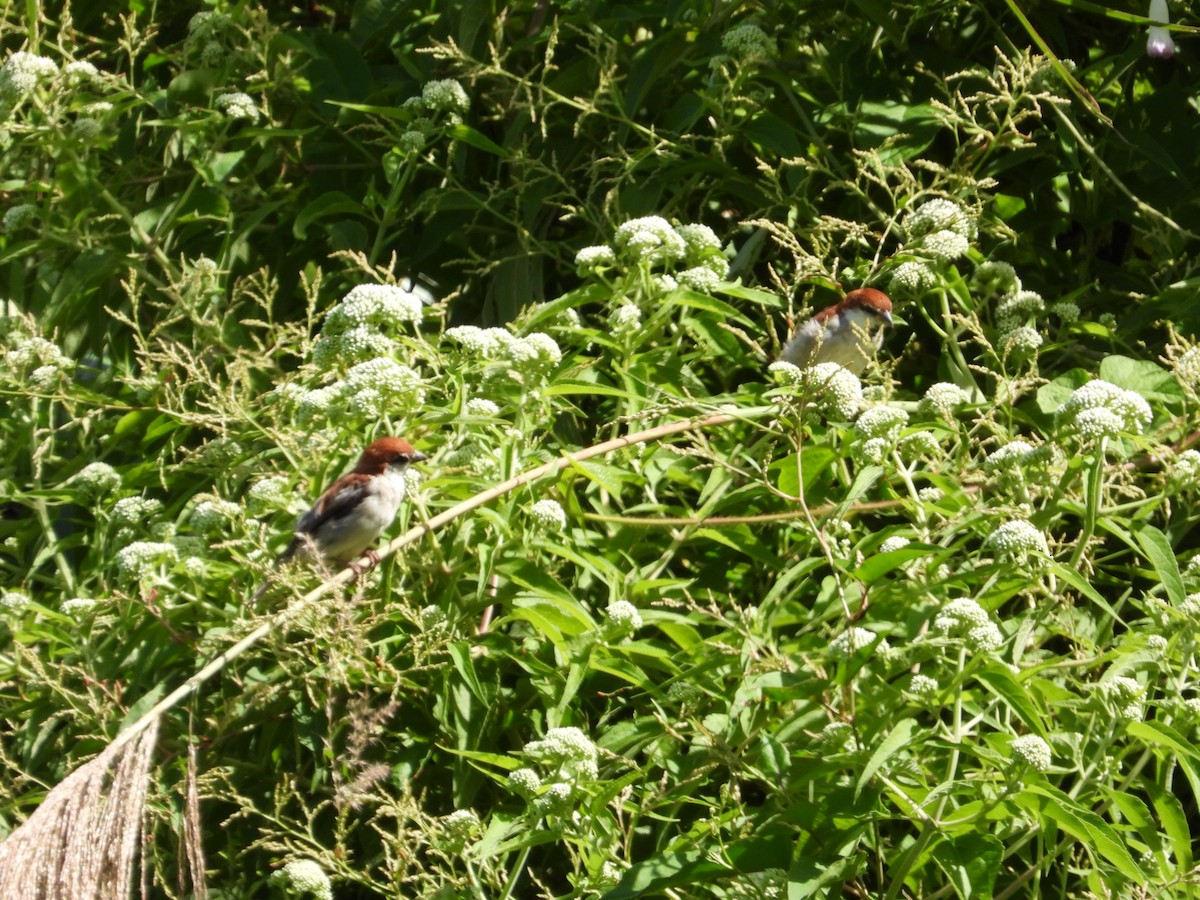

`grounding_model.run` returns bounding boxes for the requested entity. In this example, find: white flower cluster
[971,261,1021,300]
[68,461,121,499]
[905,199,976,263]
[524,726,598,780]
[0,51,58,96]
[920,229,970,262]
[1050,300,1079,324]
[507,766,542,797]
[513,726,599,816]
[984,440,1040,474]
[909,673,939,697]
[110,496,164,529]
[830,626,890,656]
[189,496,241,532]
[444,325,562,376]
[287,358,425,425]
[609,303,642,336]
[269,859,333,900]
[581,218,728,293]
[247,476,290,511]
[985,520,1049,563]
[419,604,448,632]
[465,397,500,417]
[602,599,642,640]
[63,60,100,85]
[615,216,686,266]
[189,11,232,40]
[421,78,470,114]
[575,245,617,270]
[214,91,259,121]
[1178,593,1200,620]
[312,283,424,372]
[889,260,937,295]
[1096,676,1144,720]
[907,198,978,241]
[677,265,723,293]
[1001,325,1043,358]
[1010,734,1052,772]
[61,597,101,616]
[818,721,854,751]
[996,289,1045,333]
[933,597,1003,652]
[529,498,566,530]
[721,23,775,60]
[900,430,940,460]
[920,382,968,418]
[5,334,73,388]
[3,203,37,233]
[441,442,500,476]
[1173,450,1200,485]
[115,541,178,583]
[769,361,863,421]
[879,535,911,554]
[1172,346,1200,391]
[852,404,909,464]
[0,591,29,614]
[438,808,480,850]
[1056,379,1152,439]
